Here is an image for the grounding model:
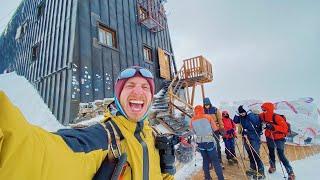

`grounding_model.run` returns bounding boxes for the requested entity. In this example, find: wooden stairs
[151,56,213,134]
